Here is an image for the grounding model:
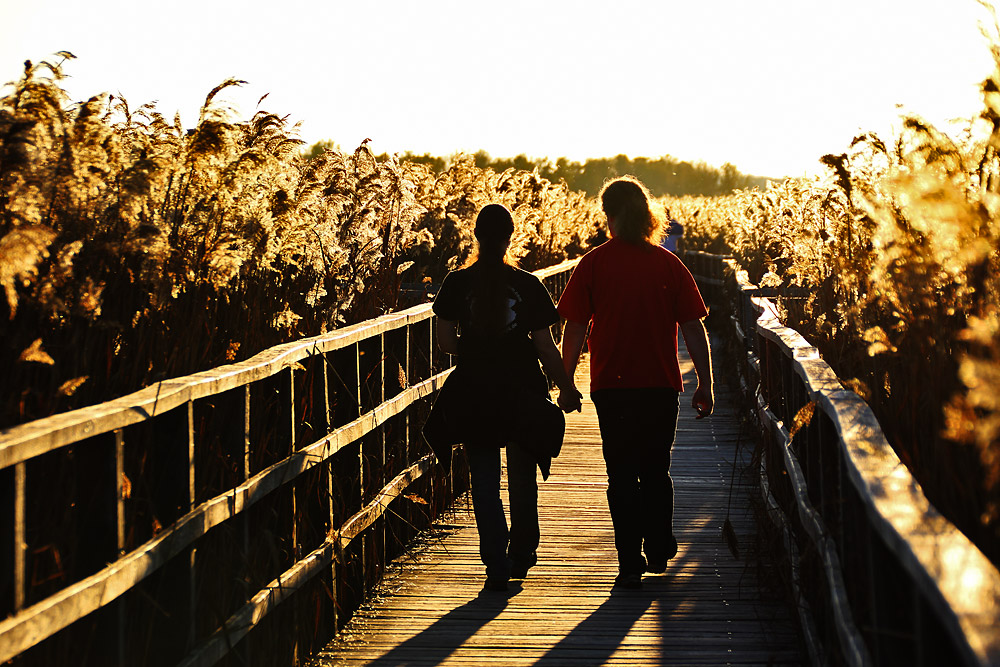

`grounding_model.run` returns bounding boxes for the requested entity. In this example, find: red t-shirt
[557,238,708,392]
